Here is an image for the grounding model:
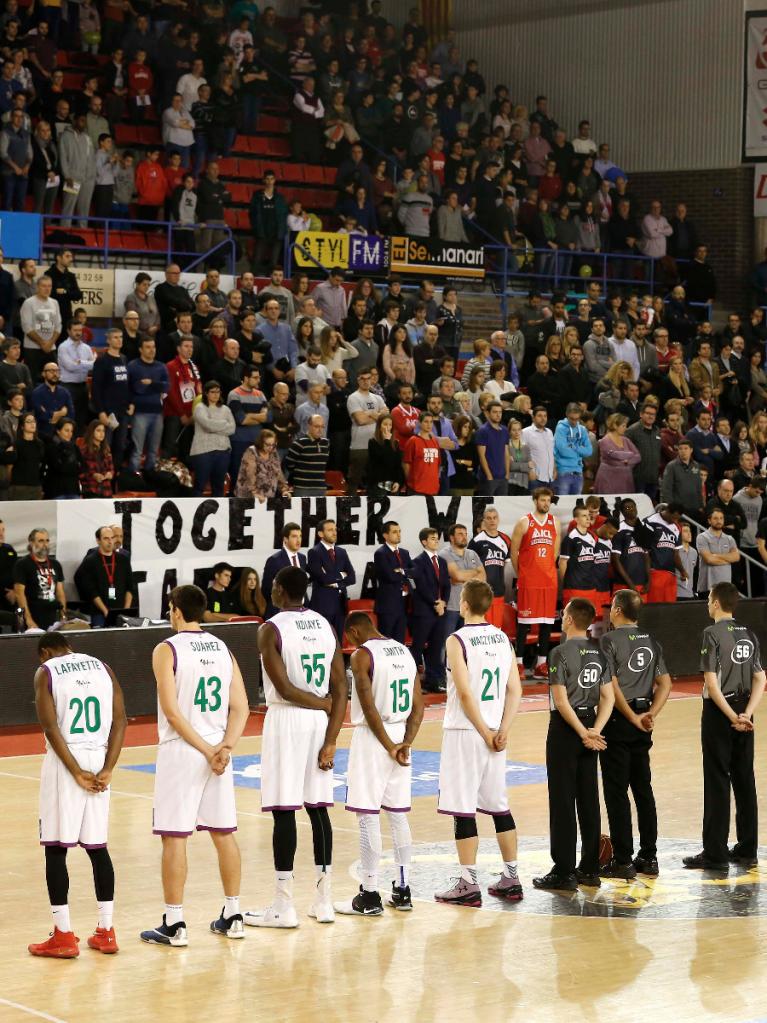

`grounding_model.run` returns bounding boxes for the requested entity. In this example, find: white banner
[744,14,767,160]
[0,495,655,620]
[114,270,236,318]
[755,163,767,216]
